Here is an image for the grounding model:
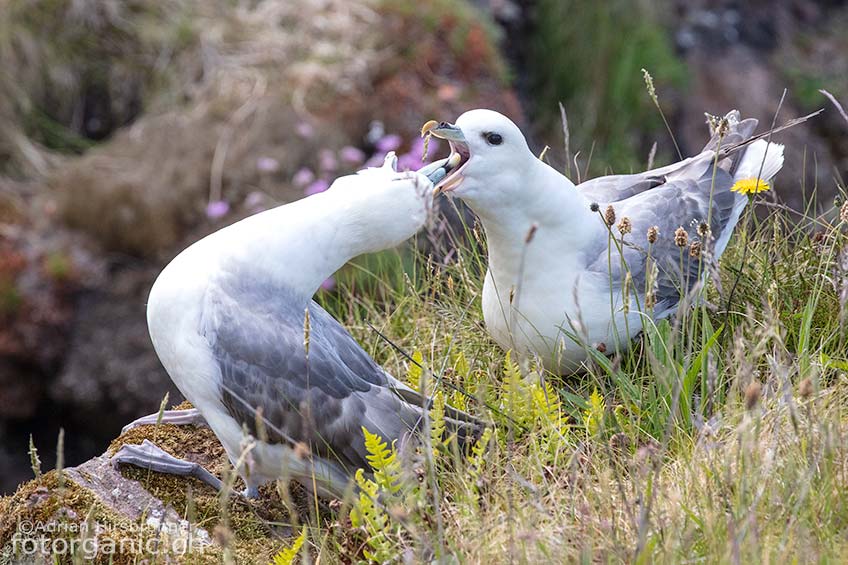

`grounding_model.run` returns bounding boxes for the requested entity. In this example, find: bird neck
[473,161,603,289]
[214,191,388,300]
